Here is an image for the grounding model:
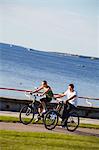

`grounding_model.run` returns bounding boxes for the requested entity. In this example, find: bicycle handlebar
[25,91,42,102]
